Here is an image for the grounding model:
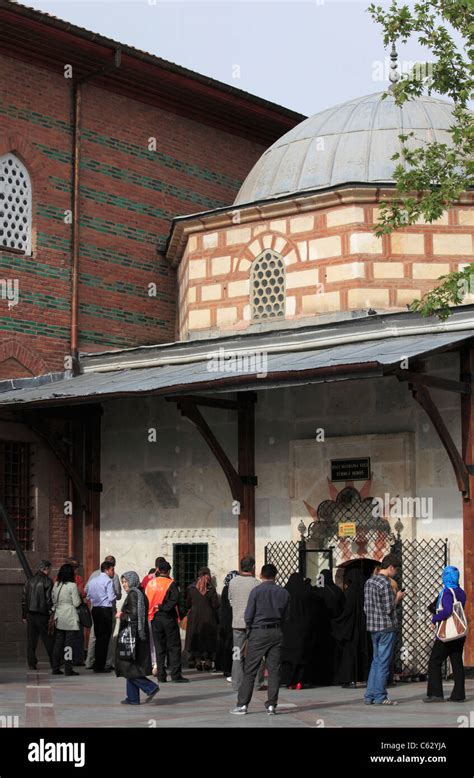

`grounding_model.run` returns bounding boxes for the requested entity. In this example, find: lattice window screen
[0,153,32,254]
[251,250,285,320]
